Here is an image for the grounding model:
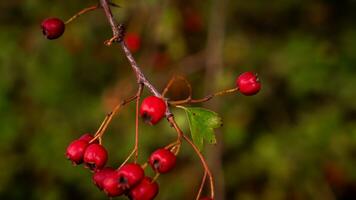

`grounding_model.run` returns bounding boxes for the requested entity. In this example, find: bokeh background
[1,0,356,199]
